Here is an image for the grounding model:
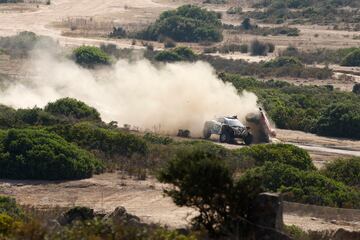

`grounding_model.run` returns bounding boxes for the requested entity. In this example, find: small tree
[353,83,360,95]
[241,18,252,30]
[341,49,360,66]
